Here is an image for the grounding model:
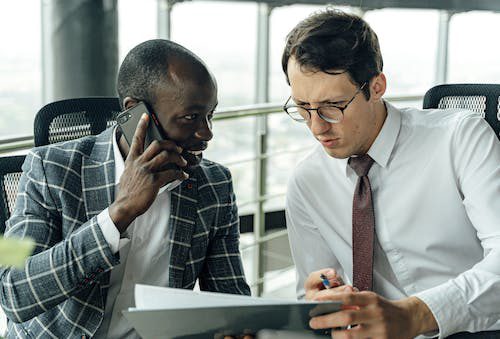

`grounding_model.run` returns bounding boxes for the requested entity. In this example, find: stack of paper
[123,284,340,339]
